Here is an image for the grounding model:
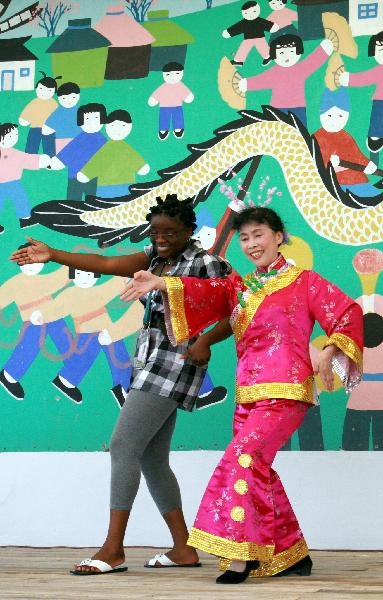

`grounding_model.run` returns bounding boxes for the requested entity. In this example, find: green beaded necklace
[237,269,278,308]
